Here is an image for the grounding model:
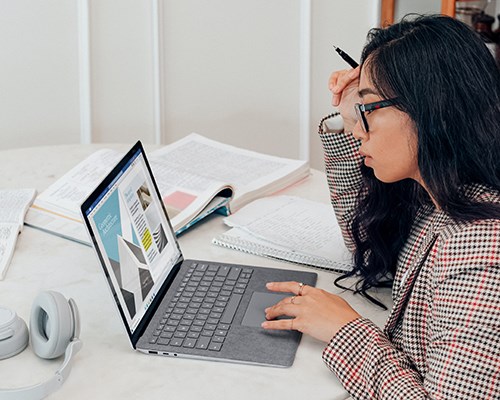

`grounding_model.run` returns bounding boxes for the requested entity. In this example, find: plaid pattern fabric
[318,118,500,399]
